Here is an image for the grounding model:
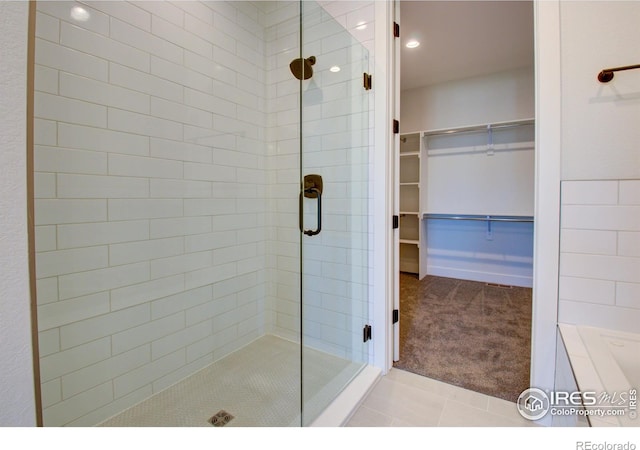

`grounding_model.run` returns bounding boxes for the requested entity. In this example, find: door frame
[530,0,562,420]
[372,0,397,372]
[383,1,562,413]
